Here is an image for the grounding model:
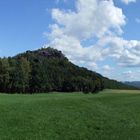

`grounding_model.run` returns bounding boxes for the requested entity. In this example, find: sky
[0,0,140,81]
